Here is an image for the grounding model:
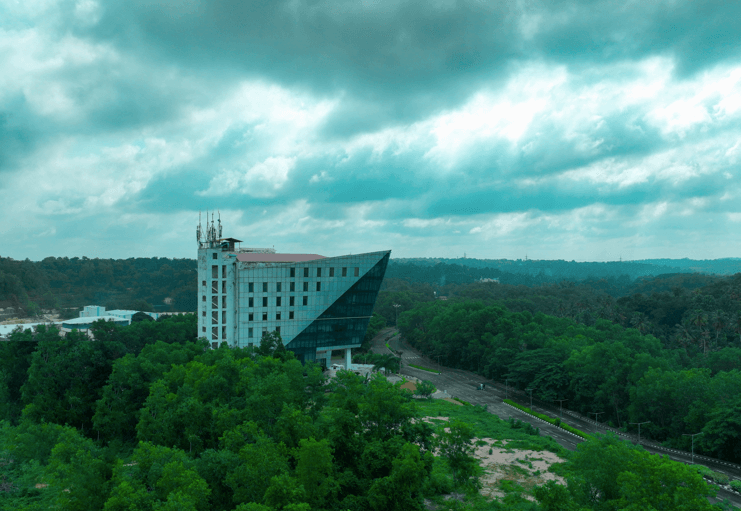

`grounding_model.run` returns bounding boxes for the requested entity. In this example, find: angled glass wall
[287,252,389,363]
